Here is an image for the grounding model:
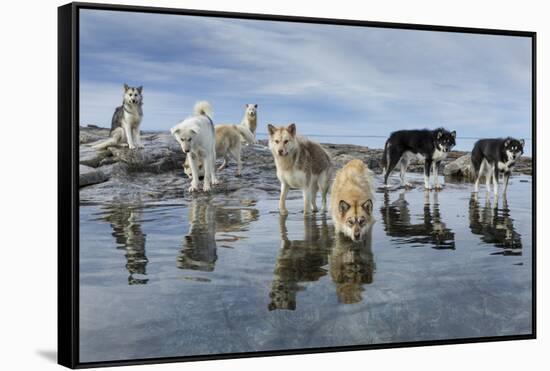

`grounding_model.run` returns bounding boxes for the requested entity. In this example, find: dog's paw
[424,185,433,191]
[211,179,220,185]
[137,144,145,149]
[203,184,212,192]
[402,182,413,188]
[434,184,444,190]
[188,185,199,193]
